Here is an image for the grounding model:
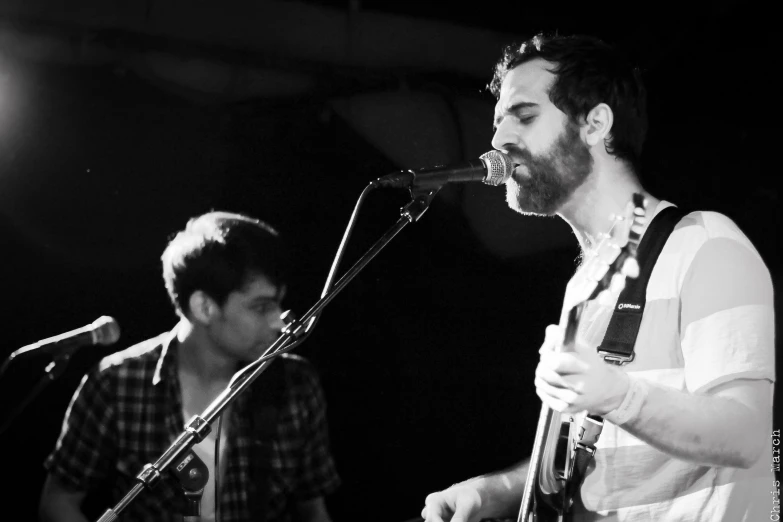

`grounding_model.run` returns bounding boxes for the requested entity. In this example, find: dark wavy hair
[490,33,648,169]
[161,211,288,316]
